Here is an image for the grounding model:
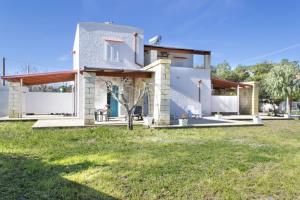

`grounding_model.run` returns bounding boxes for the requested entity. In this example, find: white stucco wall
[75,22,144,70]
[24,92,74,114]
[73,25,80,70]
[0,86,9,117]
[94,76,126,117]
[211,96,238,113]
[170,67,212,117]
